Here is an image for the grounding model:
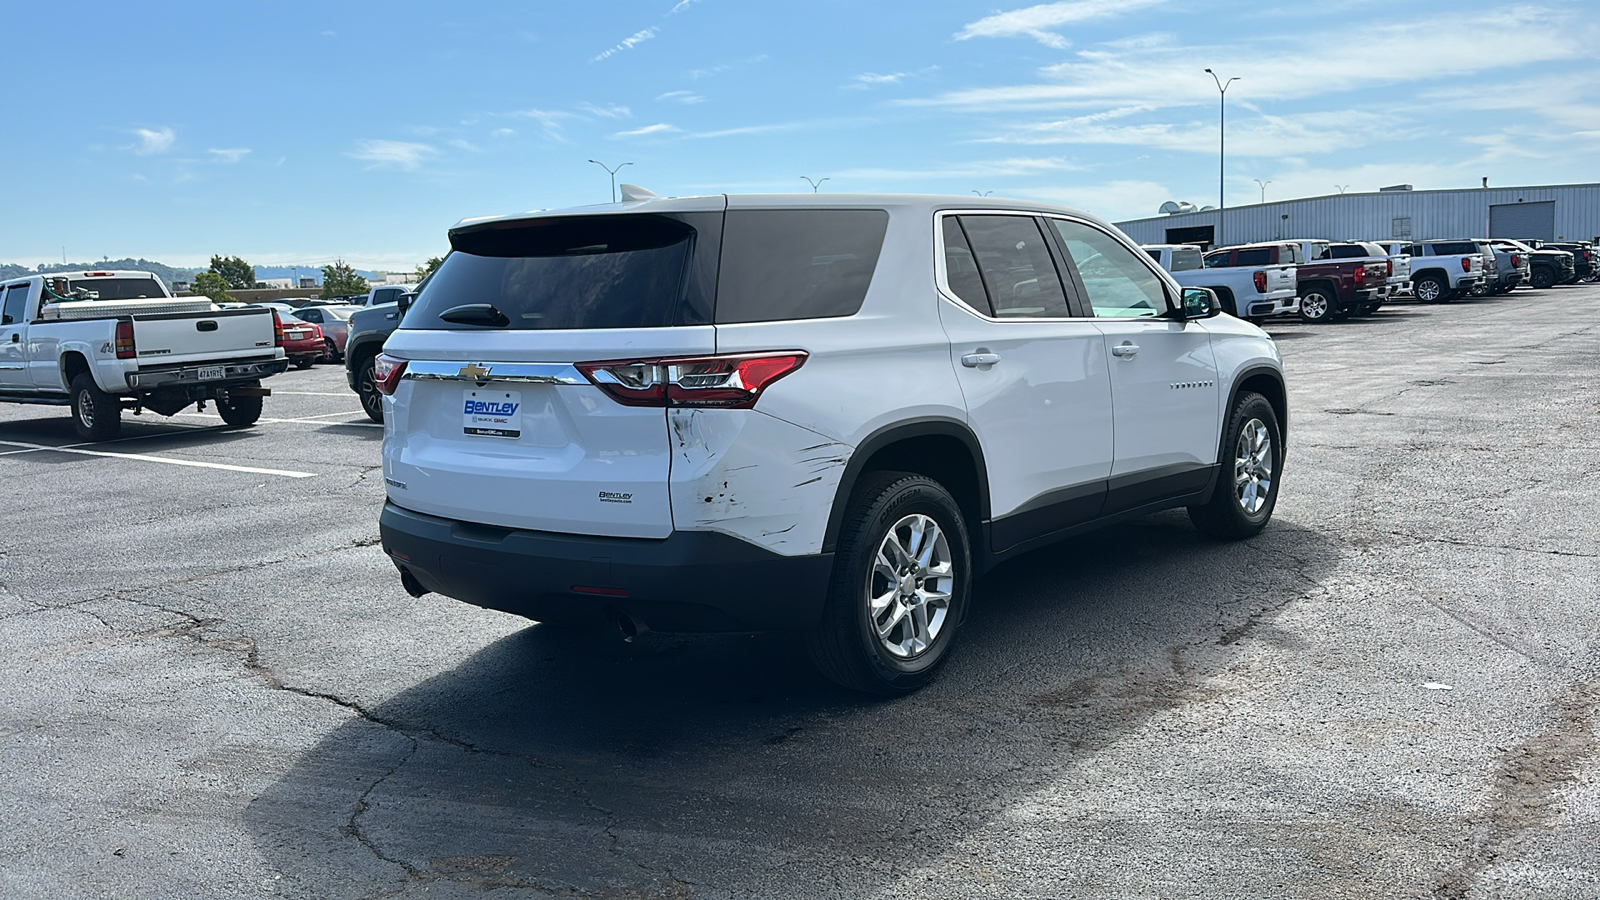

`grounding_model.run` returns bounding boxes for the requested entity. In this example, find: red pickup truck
[1205,240,1387,324]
